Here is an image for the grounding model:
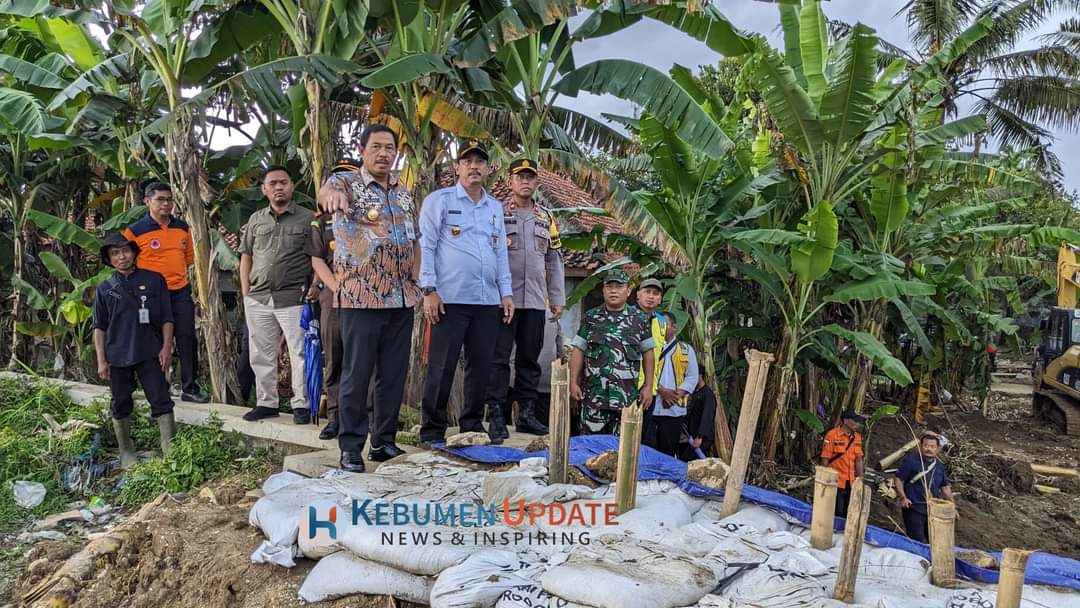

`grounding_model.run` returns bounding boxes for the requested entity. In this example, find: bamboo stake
[833,478,871,604]
[616,403,643,514]
[720,349,775,517]
[1034,484,1061,494]
[1031,463,1078,478]
[995,548,1033,608]
[549,359,571,485]
[928,498,957,586]
[877,438,918,470]
[811,466,839,550]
